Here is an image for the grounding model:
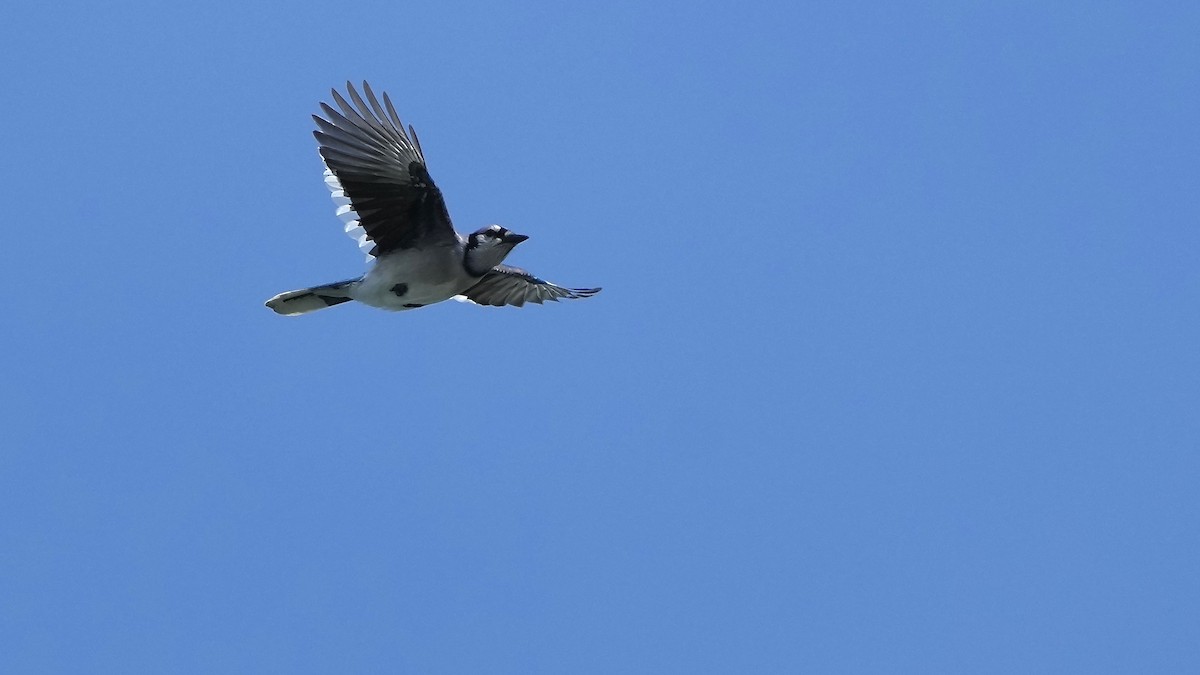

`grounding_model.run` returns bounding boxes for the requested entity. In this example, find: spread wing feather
[313,81,457,258]
[461,264,601,307]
